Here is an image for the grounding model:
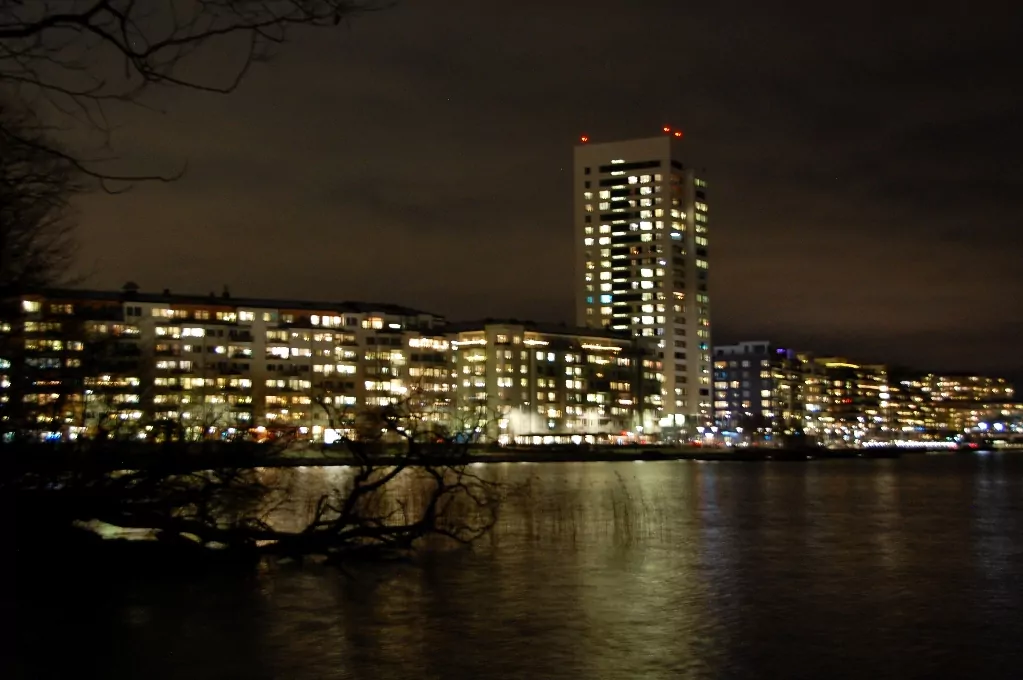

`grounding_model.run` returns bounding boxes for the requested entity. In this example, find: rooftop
[447,319,635,341]
[27,286,439,319]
